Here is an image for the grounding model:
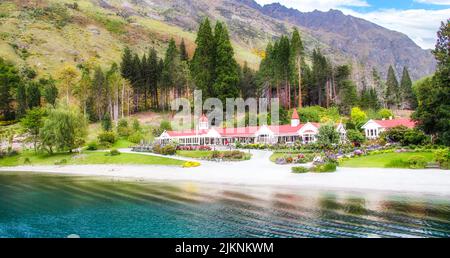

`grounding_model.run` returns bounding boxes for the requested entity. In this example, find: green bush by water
[292,166,309,174]
[311,162,337,173]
